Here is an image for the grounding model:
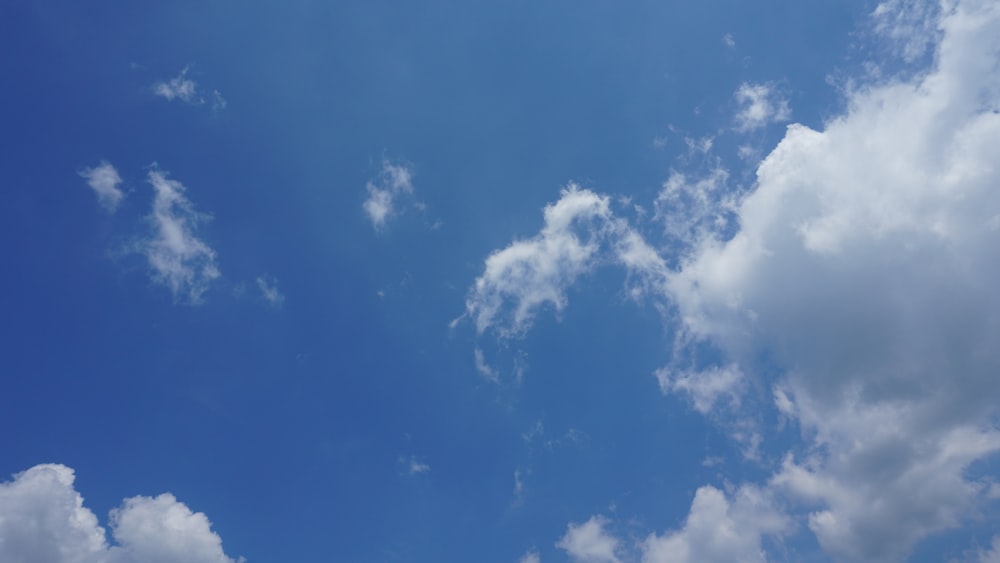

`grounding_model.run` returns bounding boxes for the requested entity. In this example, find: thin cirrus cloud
[463,0,1000,559]
[136,169,221,305]
[0,464,240,563]
[79,161,125,212]
[362,160,416,231]
[256,276,285,308]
